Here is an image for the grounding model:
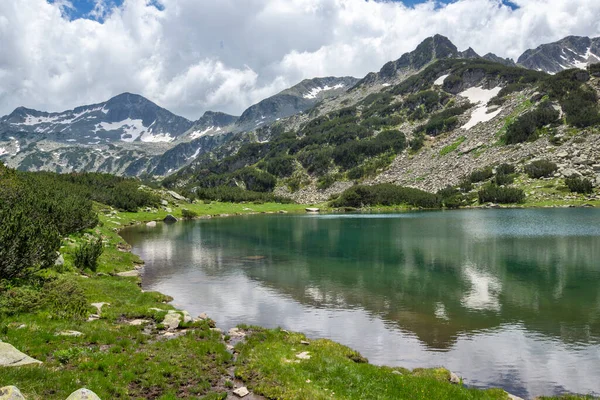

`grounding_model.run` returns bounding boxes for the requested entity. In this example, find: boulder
[449,372,461,384]
[66,388,102,400]
[295,351,311,360]
[146,221,157,227]
[168,190,187,201]
[160,199,169,206]
[129,319,149,326]
[163,214,178,224]
[181,311,193,324]
[561,168,582,178]
[162,313,181,330]
[116,270,140,277]
[0,386,26,400]
[54,254,65,267]
[305,208,320,213]
[0,342,42,367]
[57,330,84,337]
[232,387,250,398]
[91,303,110,315]
[198,312,209,320]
